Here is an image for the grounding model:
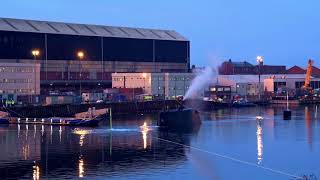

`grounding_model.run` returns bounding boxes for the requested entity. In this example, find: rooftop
[0,17,188,41]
